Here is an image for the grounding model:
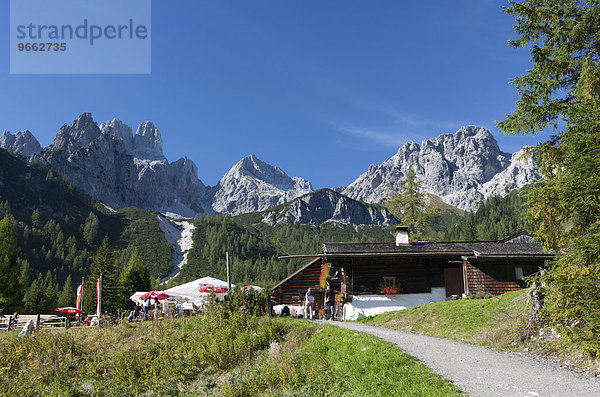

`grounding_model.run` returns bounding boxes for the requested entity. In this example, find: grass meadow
[0,306,464,396]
